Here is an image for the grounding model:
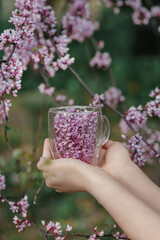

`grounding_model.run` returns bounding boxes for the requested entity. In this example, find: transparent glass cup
[48,106,110,166]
